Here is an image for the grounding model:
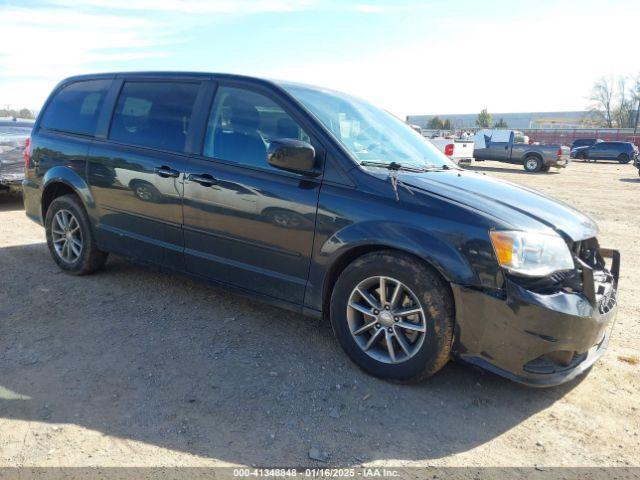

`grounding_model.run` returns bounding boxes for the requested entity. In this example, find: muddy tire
[330,251,454,382]
[45,194,108,275]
